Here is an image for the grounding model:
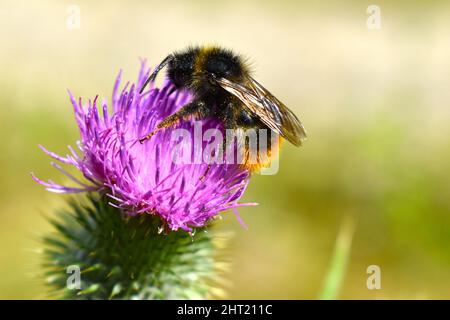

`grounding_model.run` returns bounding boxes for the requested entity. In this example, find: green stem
[42,194,225,300]
[319,217,356,300]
